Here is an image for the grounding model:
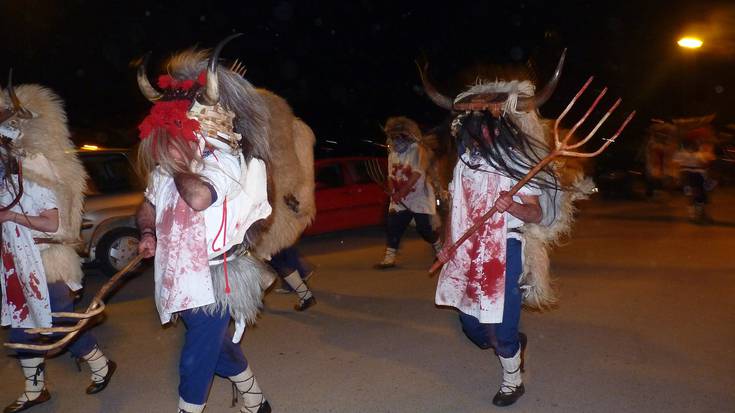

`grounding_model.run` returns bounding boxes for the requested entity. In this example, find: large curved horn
[516,48,567,112]
[198,33,243,106]
[7,69,32,118]
[137,52,162,102]
[415,61,453,111]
